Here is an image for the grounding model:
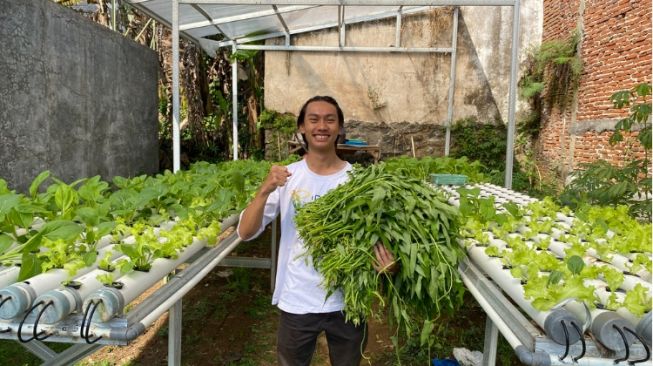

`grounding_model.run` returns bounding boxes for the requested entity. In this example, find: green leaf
[547,270,563,285]
[419,319,435,346]
[29,171,50,198]
[42,220,83,242]
[54,184,77,215]
[0,193,20,219]
[638,127,651,150]
[623,284,652,316]
[76,207,99,227]
[0,234,14,254]
[18,253,41,281]
[95,221,116,238]
[566,255,584,275]
[634,83,651,97]
[610,90,631,108]
[83,251,97,267]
